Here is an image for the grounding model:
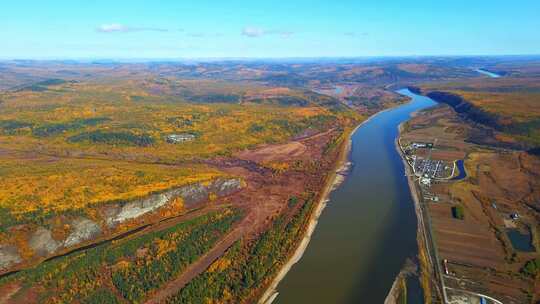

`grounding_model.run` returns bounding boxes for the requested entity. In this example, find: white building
[420,176,431,187]
[166,133,196,144]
